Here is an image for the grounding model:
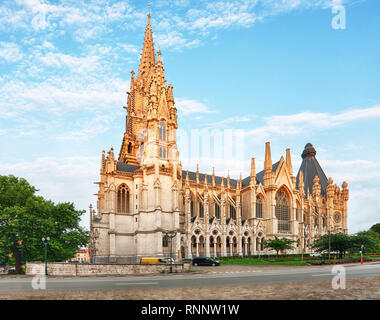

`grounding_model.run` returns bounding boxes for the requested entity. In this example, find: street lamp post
[42,237,50,276]
[328,228,332,265]
[165,230,177,273]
